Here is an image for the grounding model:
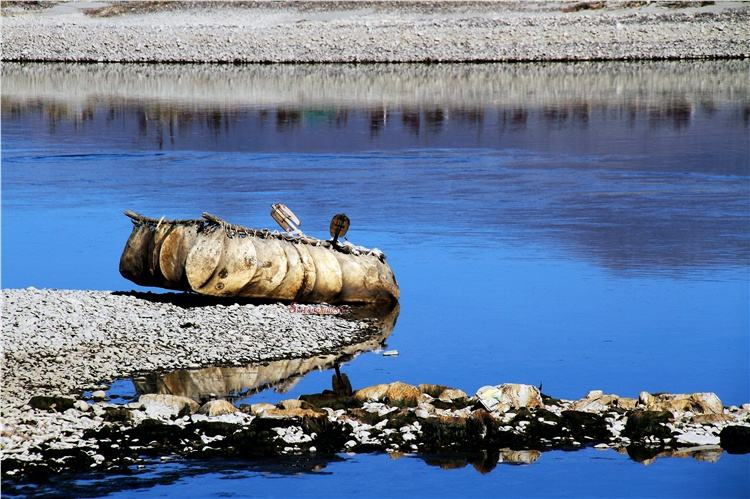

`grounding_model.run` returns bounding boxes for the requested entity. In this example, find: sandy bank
[2,1,749,63]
